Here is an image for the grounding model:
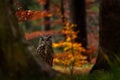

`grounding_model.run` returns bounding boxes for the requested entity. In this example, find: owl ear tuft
[48,35,52,39]
[39,36,44,41]
[46,35,52,40]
